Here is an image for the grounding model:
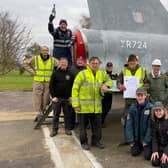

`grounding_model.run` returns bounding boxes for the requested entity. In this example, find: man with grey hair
[72,56,112,150]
